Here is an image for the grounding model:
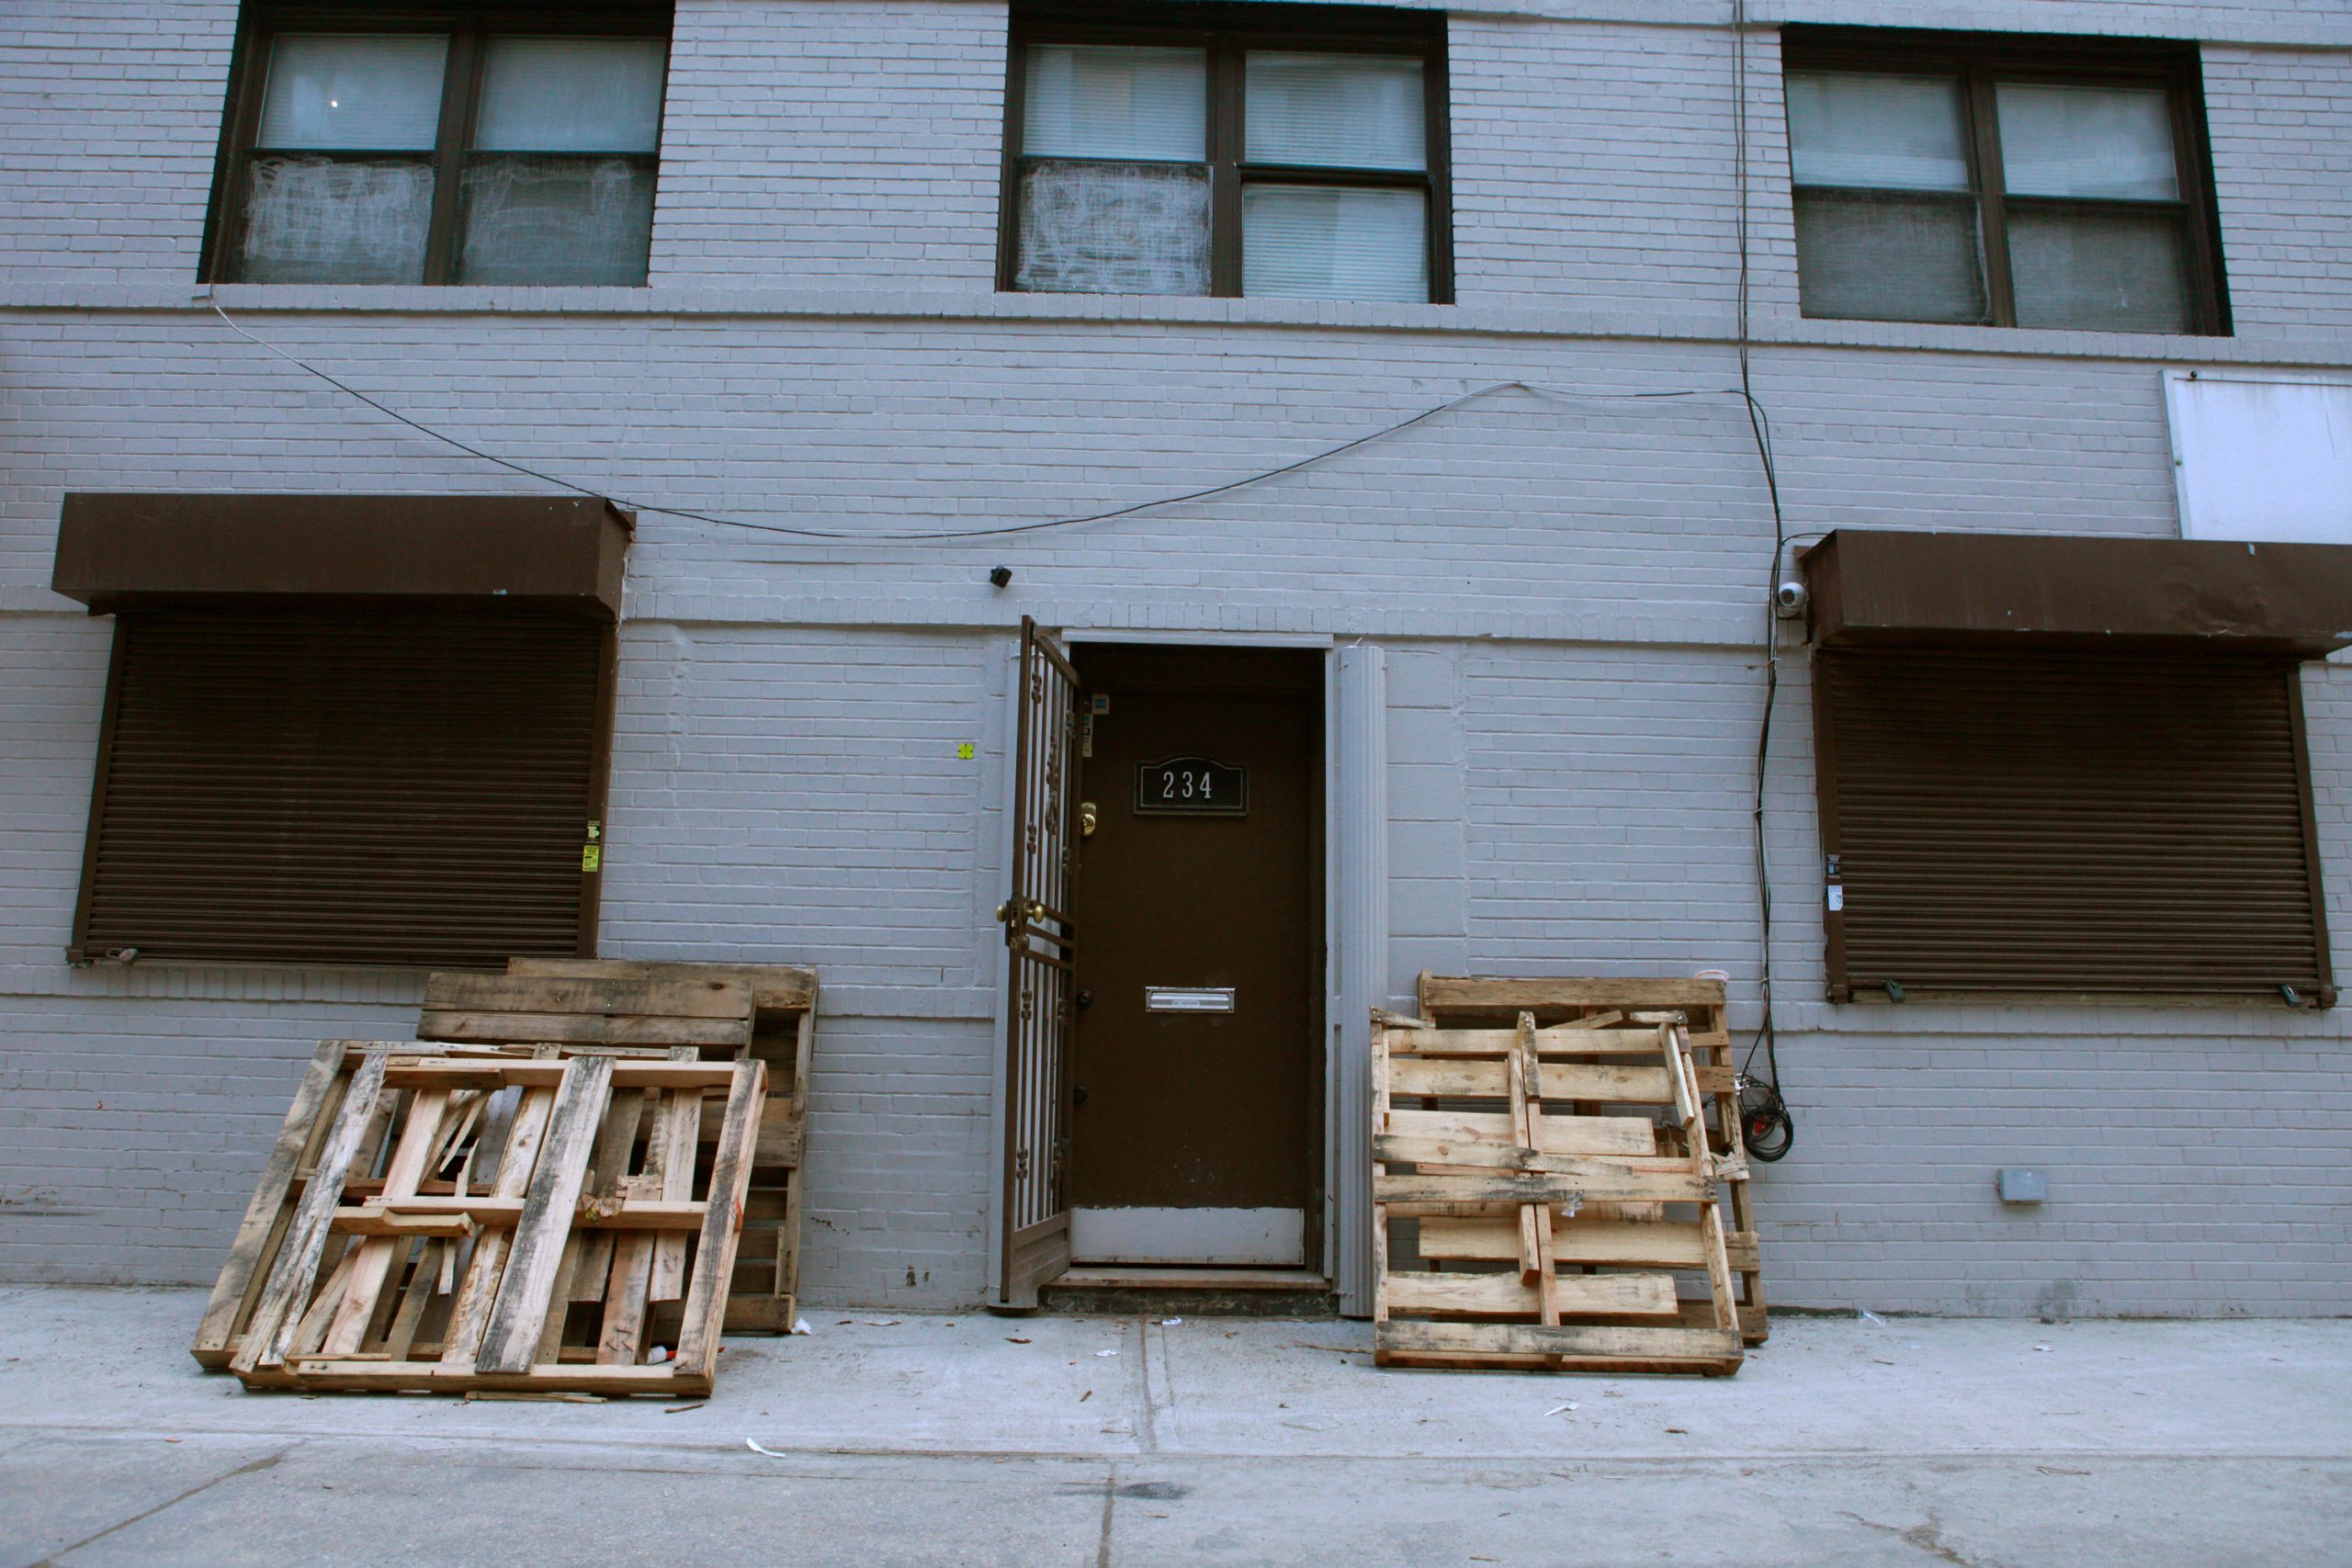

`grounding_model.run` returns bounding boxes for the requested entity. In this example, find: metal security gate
[998,617,1083,1307]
